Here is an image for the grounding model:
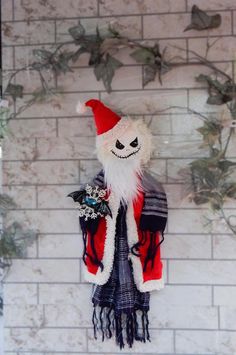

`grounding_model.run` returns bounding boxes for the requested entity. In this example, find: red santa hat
[76,99,121,135]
